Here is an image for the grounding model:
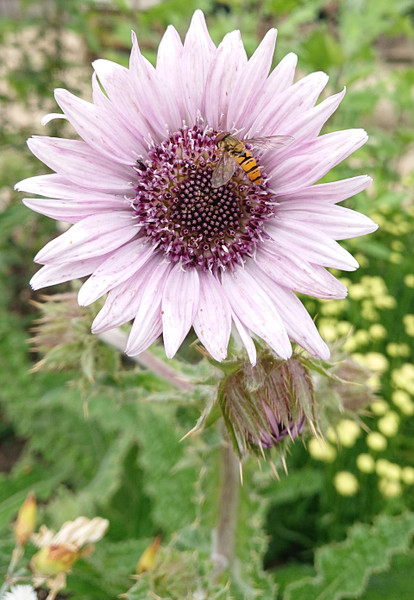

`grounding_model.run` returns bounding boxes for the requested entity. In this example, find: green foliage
[284,512,414,600]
